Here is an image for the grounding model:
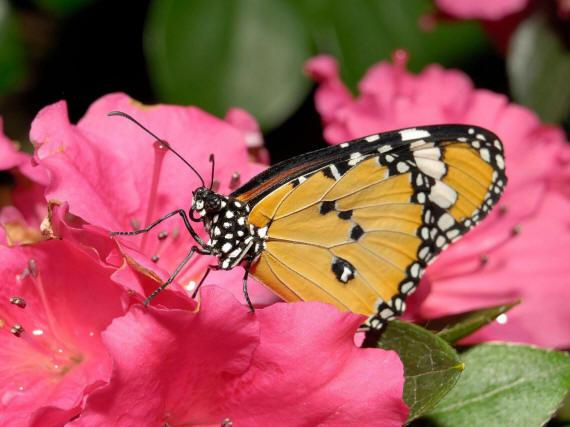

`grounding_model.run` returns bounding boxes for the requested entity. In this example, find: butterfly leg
[242,259,255,313]
[111,209,207,247]
[144,245,211,305]
[191,264,221,298]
